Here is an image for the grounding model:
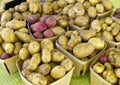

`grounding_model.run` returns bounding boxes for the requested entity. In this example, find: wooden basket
[0,55,18,74]
[56,41,107,76]
[16,58,75,85]
[90,48,120,85]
